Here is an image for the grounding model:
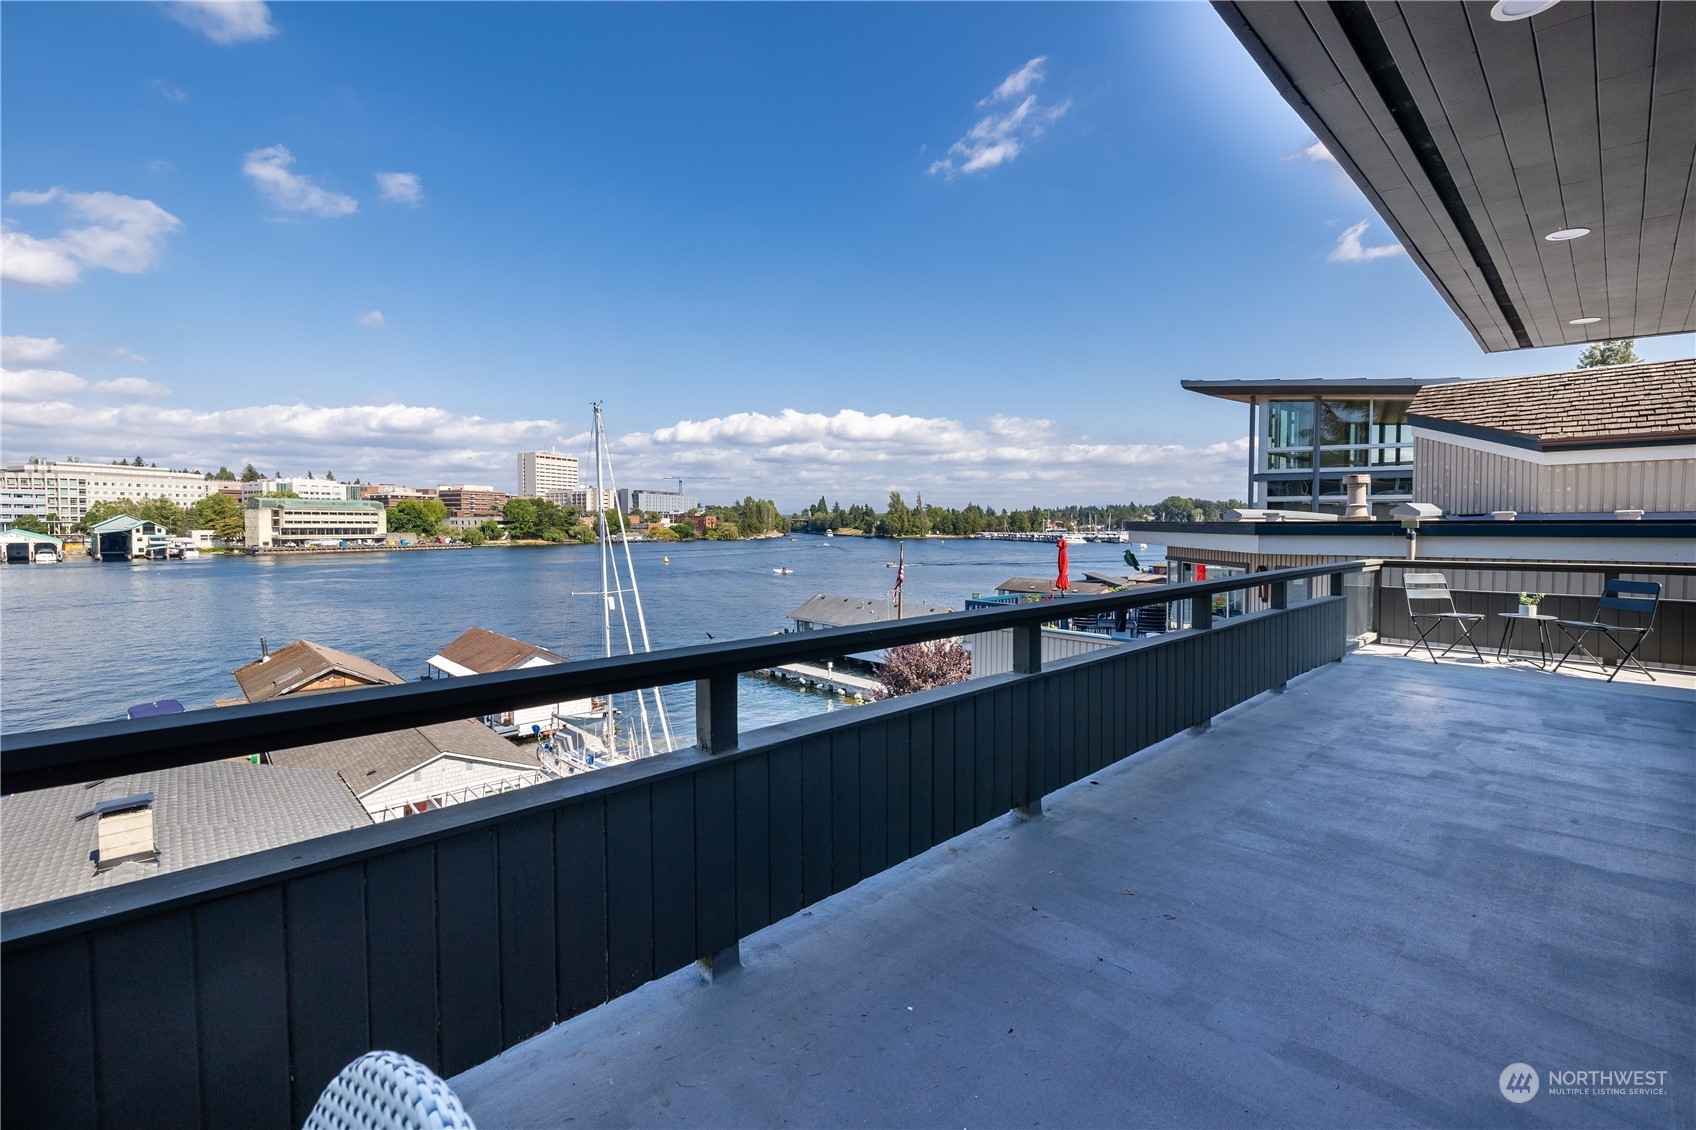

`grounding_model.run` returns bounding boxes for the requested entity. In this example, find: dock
[757,661,885,700]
